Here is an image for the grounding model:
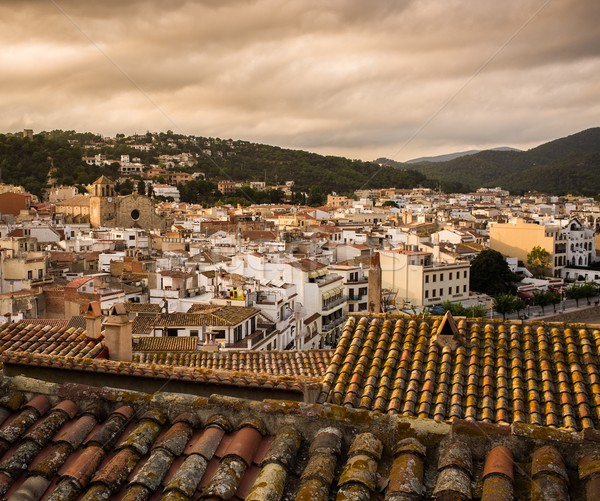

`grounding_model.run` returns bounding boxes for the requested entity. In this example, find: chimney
[368,252,382,313]
[432,234,441,263]
[103,303,132,361]
[84,301,103,339]
[433,311,465,351]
